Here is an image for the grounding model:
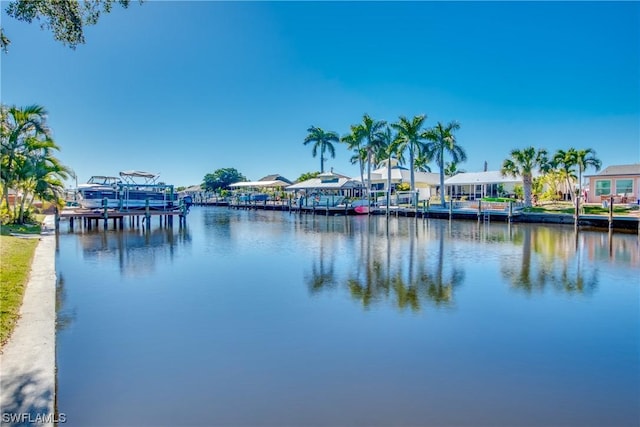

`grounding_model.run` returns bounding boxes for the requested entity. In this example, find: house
[229,174,293,191]
[444,170,528,201]
[367,159,440,201]
[585,163,640,204]
[285,170,363,199]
